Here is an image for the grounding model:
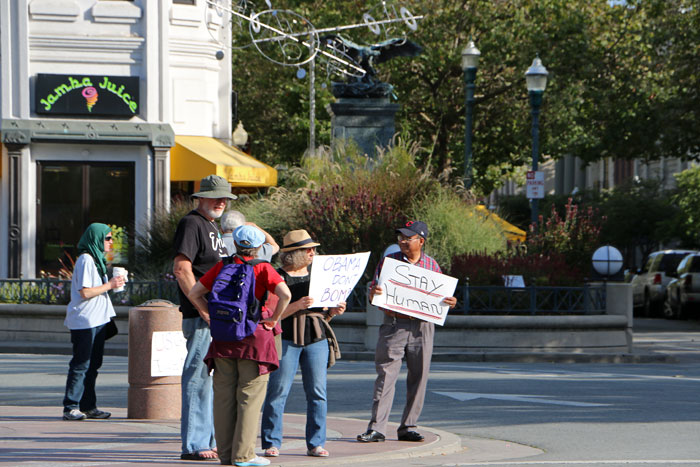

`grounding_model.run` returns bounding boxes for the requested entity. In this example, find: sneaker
[84,408,111,419]
[235,456,270,466]
[62,409,86,421]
